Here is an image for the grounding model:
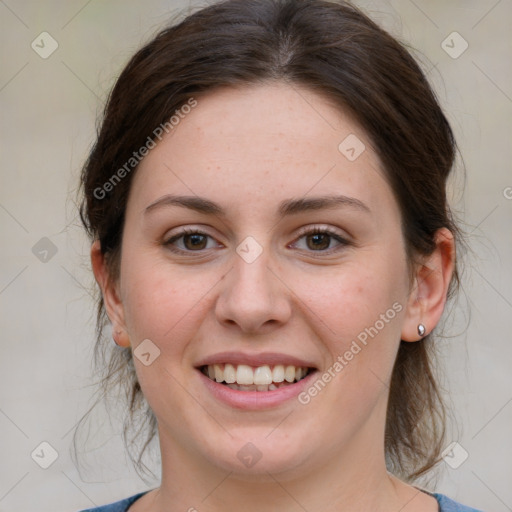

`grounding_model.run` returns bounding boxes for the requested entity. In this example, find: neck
[147,418,415,512]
